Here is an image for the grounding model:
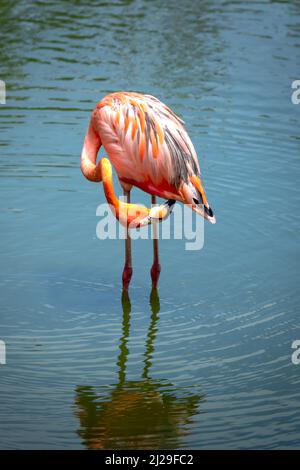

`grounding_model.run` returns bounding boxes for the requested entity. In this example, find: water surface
[0,0,300,449]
